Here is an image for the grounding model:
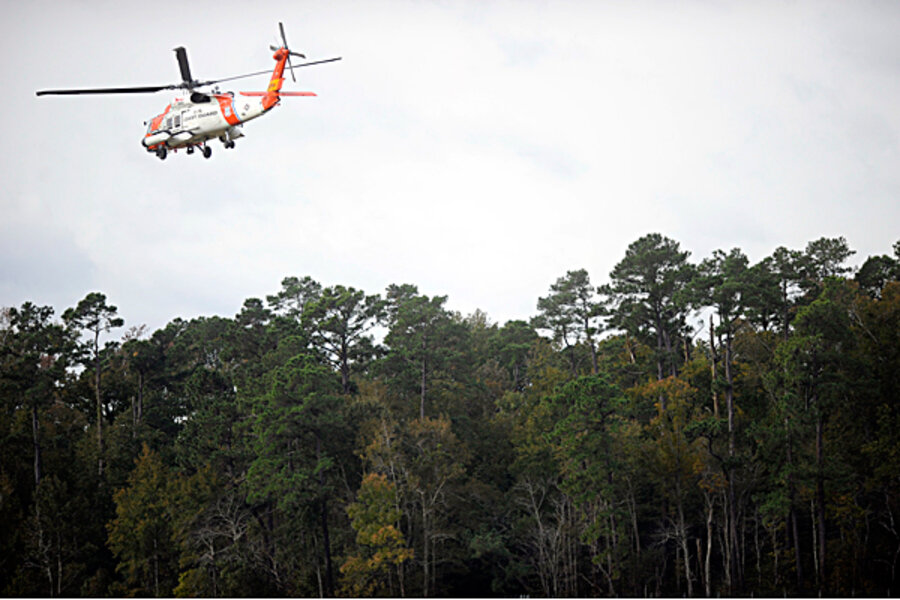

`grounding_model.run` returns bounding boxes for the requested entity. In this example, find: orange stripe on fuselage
[143,104,172,148]
[216,95,241,126]
[149,104,171,132]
